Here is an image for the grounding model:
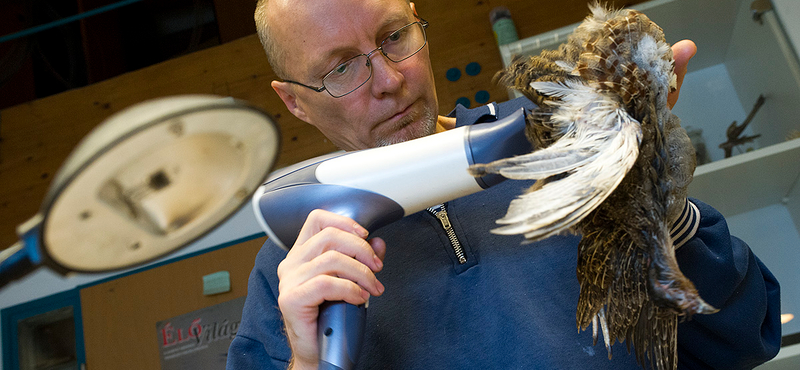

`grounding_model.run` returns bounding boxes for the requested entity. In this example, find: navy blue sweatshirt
[227,99,781,369]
